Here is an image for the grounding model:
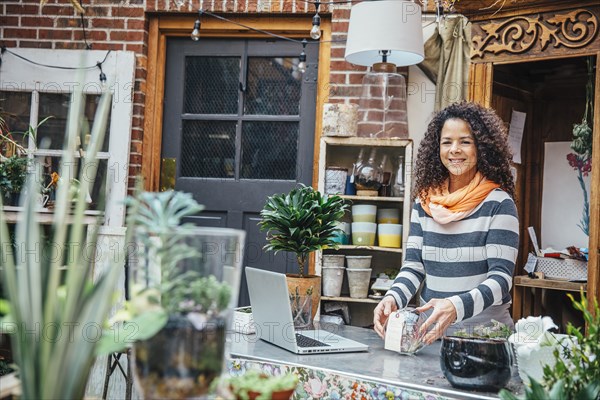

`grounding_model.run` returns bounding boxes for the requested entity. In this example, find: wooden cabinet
[464,2,600,321]
[315,137,413,327]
